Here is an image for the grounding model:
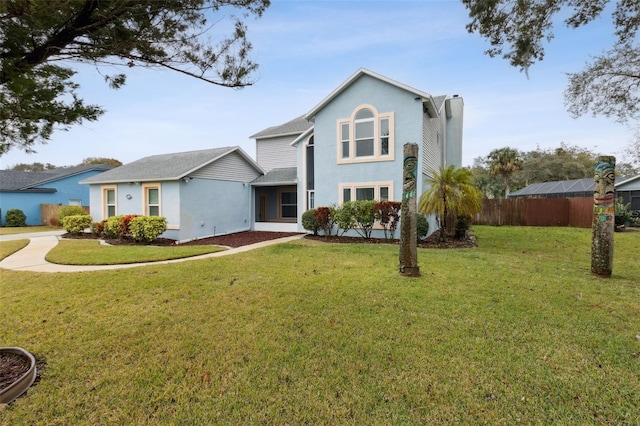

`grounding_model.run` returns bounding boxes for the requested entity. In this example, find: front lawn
[1,226,638,424]
[44,240,226,265]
